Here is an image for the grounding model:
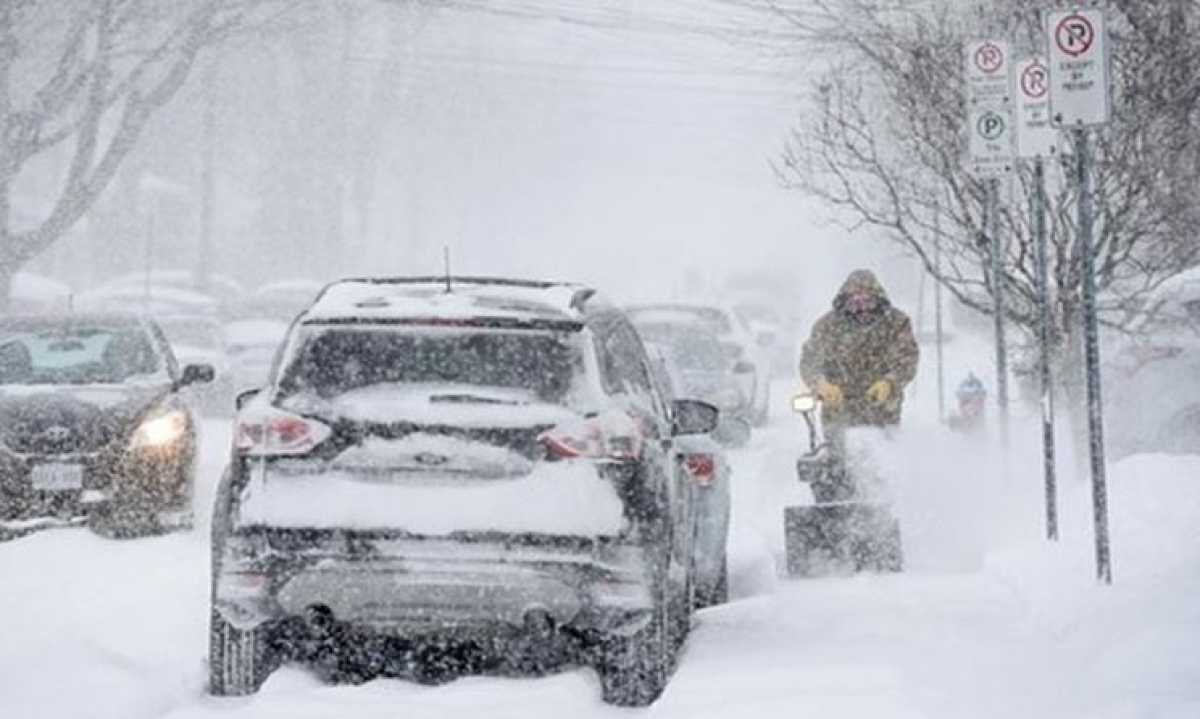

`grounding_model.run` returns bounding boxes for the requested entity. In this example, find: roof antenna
[443,245,453,293]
